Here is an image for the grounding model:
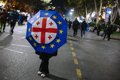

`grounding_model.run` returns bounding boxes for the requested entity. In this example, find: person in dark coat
[68,20,72,30]
[9,10,19,35]
[80,20,87,38]
[97,23,102,36]
[72,18,80,37]
[0,9,8,32]
[103,23,113,41]
[36,51,58,78]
